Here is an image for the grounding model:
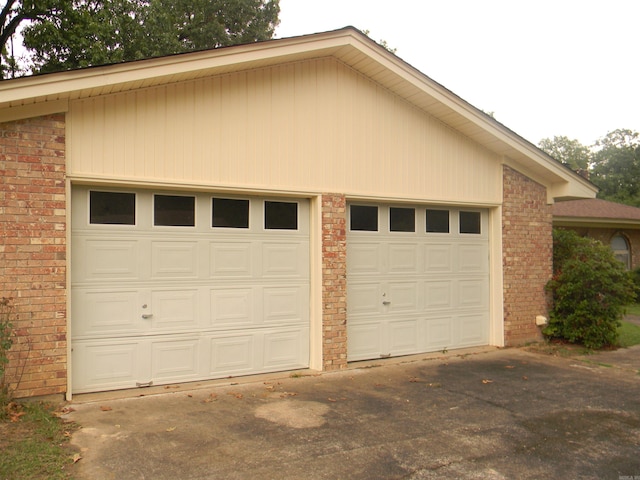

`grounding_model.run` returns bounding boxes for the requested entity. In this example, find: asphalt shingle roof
[552,198,640,221]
